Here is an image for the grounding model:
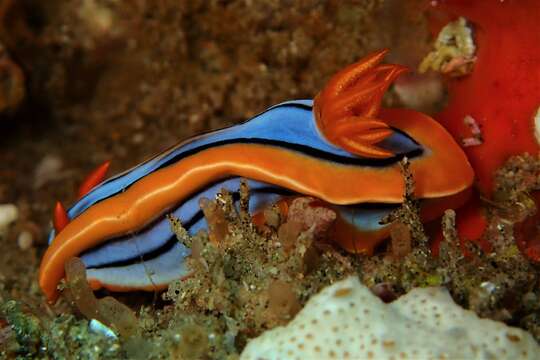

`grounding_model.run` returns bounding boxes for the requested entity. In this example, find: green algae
[1,300,41,358]
[1,300,122,360]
